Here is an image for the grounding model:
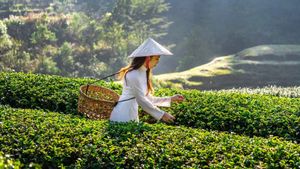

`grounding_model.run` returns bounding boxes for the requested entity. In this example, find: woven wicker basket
[78,84,119,120]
